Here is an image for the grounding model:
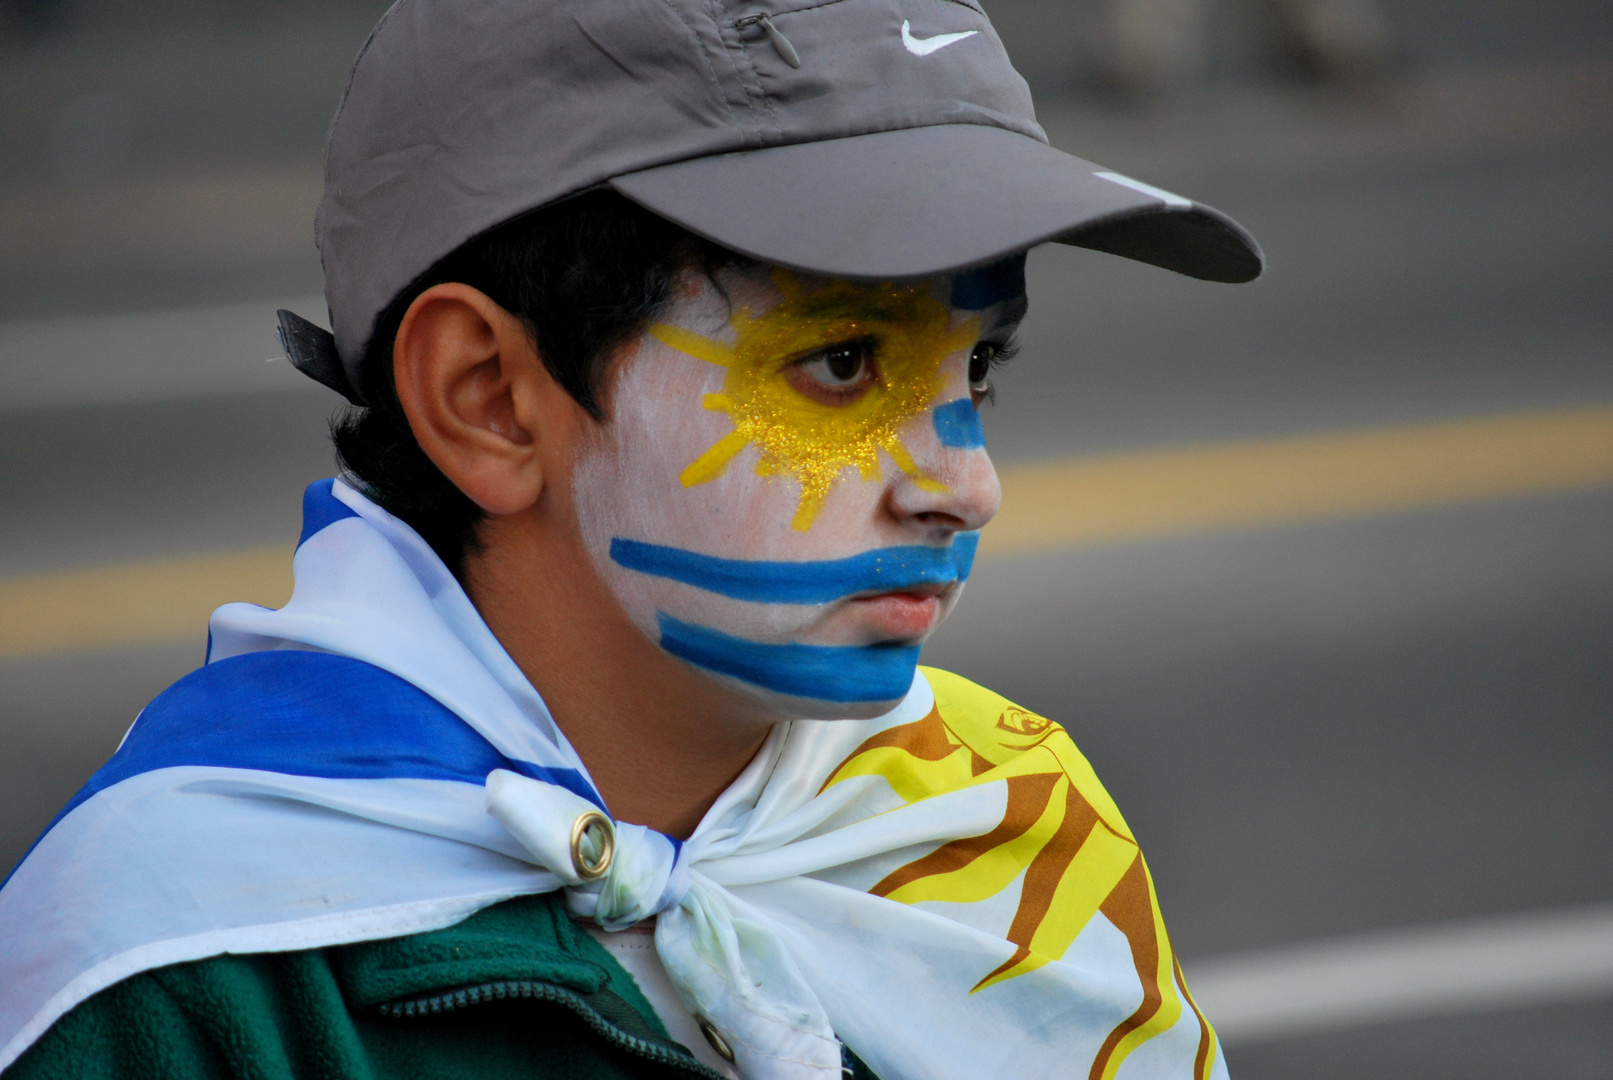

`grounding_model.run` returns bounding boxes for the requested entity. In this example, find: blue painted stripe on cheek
[950,254,1027,311]
[933,398,986,449]
[610,537,979,604]
[953,530,979,580]
[656,614,921,703]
